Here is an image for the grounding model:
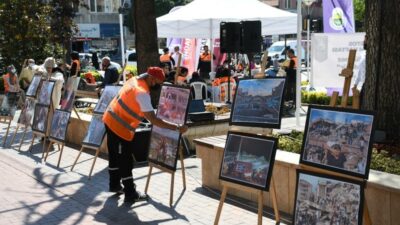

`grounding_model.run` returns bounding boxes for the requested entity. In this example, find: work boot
[122,180,149,203]
[124,191,149,203]
[108,169,123,193]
